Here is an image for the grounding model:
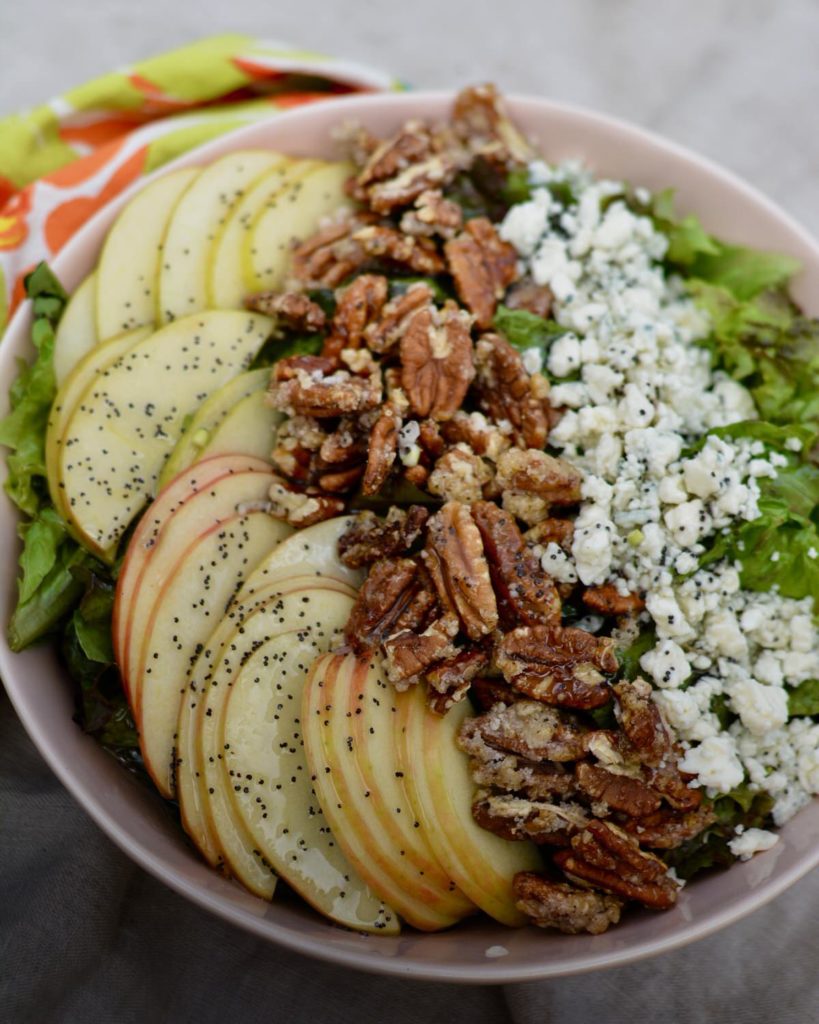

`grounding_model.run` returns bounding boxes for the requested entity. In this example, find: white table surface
[0,2,817,1021]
